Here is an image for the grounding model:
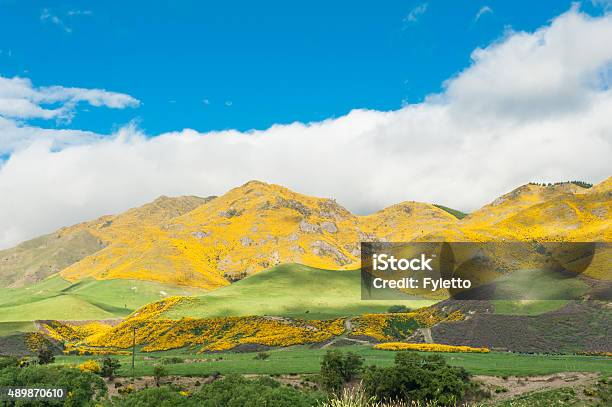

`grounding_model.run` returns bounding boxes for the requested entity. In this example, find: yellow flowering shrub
[78,360,101,373]
[25,333,50,352]
[54,315,347,353]
[352,308,464,341]
[374,342,490,353]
